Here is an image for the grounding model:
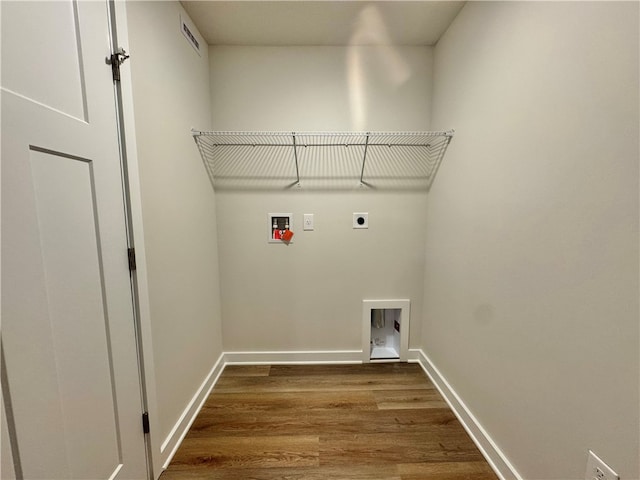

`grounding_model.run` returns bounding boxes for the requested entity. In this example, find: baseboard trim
[224,350,363,364]
[406,348,421,361]
[160,352,226,469]
[413,349,522,480]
